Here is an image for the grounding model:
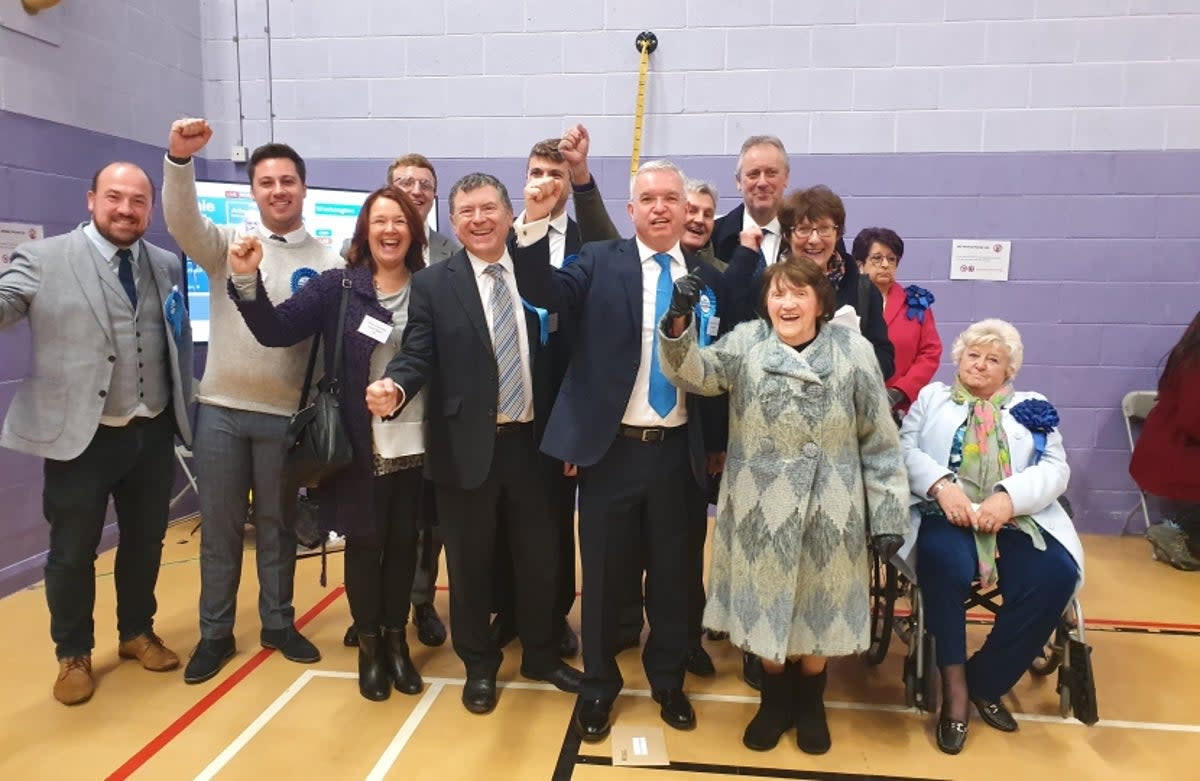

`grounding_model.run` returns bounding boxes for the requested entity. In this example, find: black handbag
[284,276,354,489]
